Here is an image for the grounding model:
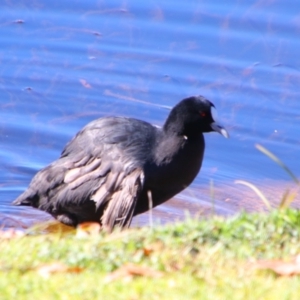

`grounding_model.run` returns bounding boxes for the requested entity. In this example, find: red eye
[200,112,206,117]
